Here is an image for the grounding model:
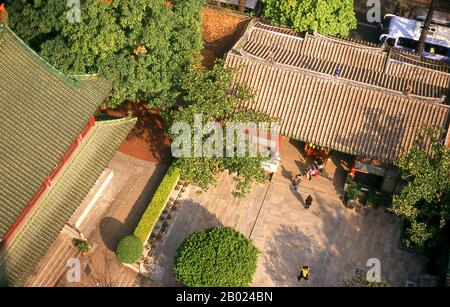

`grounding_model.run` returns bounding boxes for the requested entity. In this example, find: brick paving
[148,138,430,287]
